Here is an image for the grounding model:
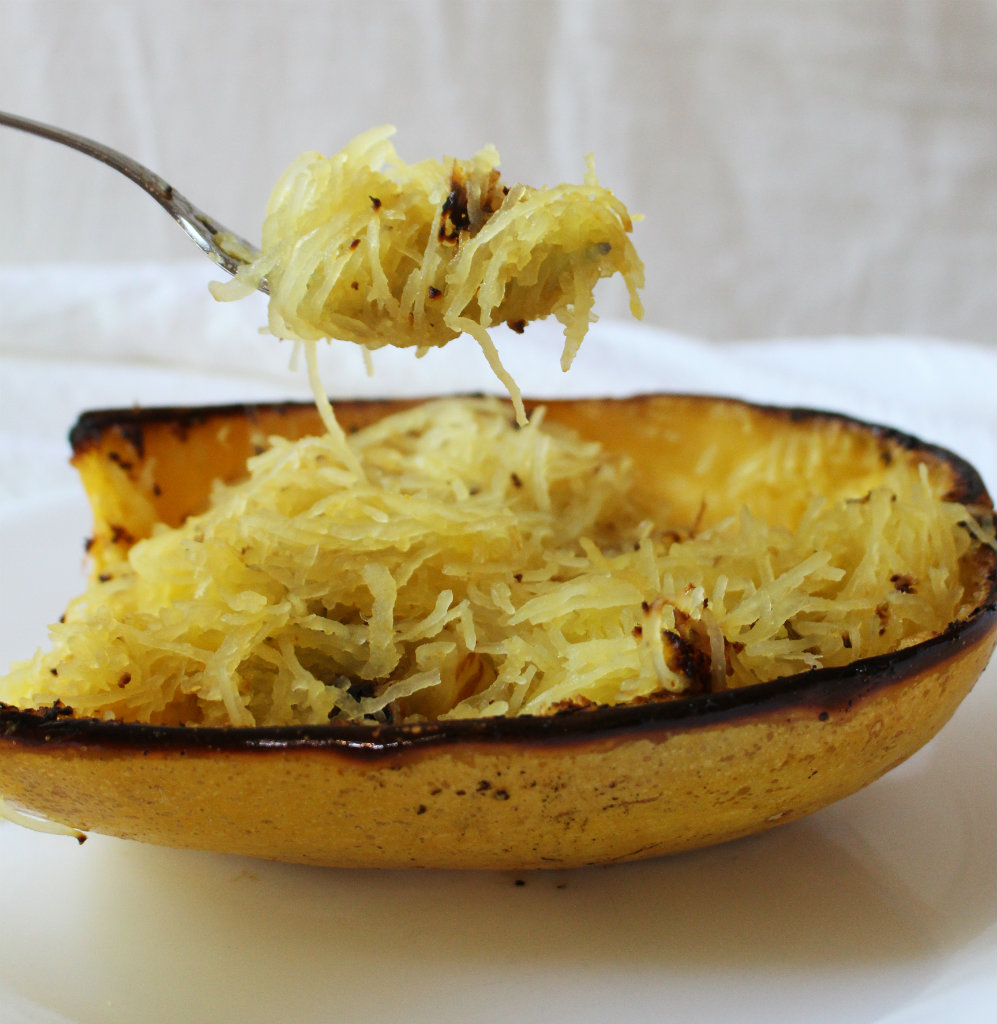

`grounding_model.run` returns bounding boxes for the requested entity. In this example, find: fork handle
[0,109,264,286]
